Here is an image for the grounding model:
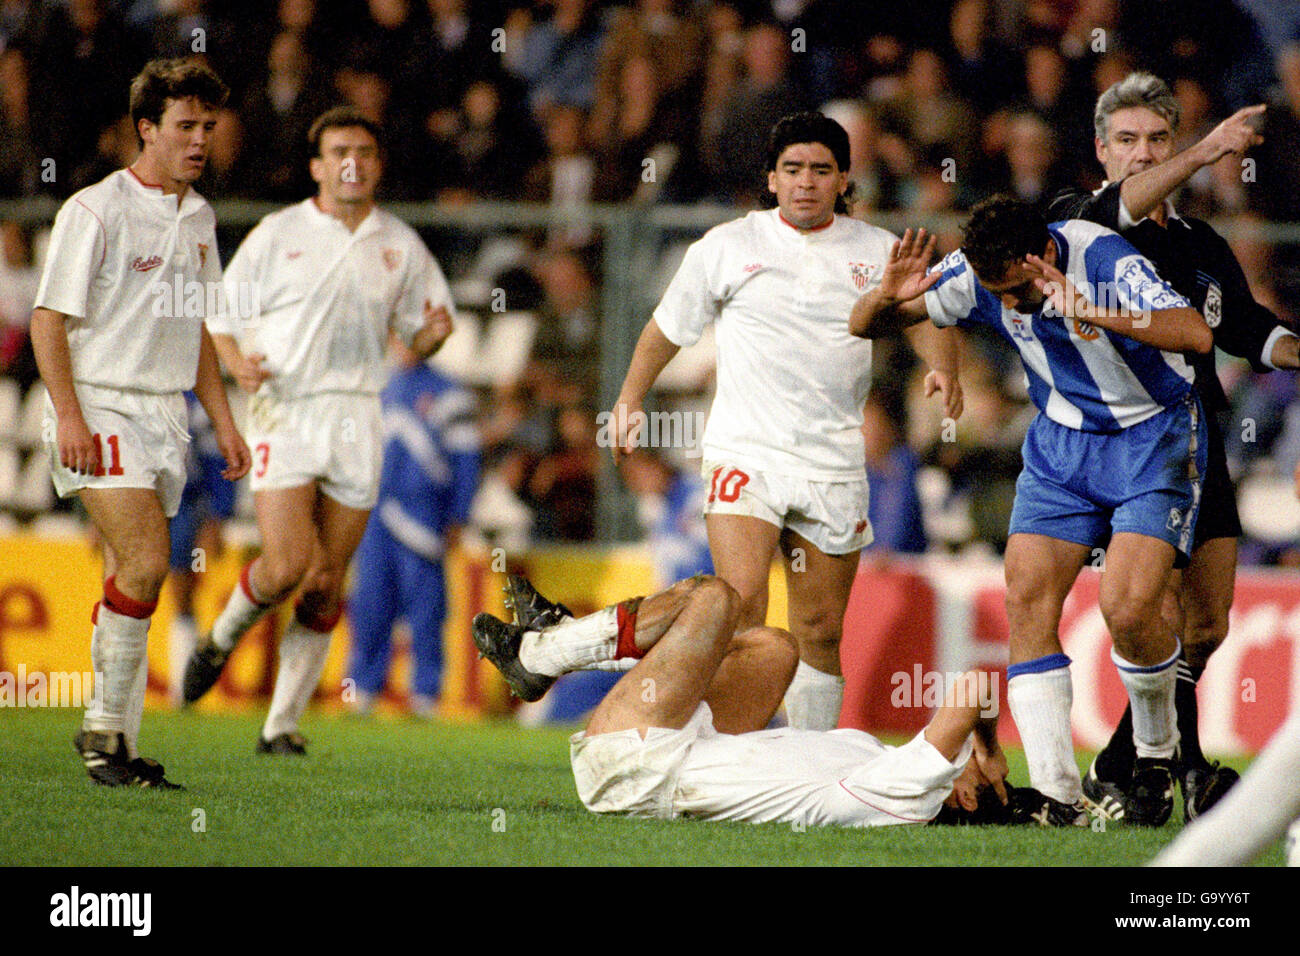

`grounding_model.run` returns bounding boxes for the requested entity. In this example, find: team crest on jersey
[382,248,400,272]
[849,261,876,290]
[1204,282,1222,328]
[1009,315,1034,342]
[198,243,208,268]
